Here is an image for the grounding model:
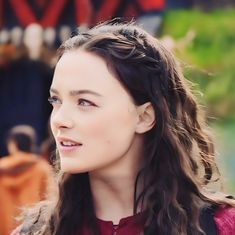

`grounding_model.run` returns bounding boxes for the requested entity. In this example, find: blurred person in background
[0,125,54,235]
[10,26,24,49]
[133,0,165,36]
[0,28,15,66]
[11,21,235,235]
[58,25,72,45]
[43,27,58,67]
[0,23,53,157]
[93,0,165,36]
[23,23,45,61]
